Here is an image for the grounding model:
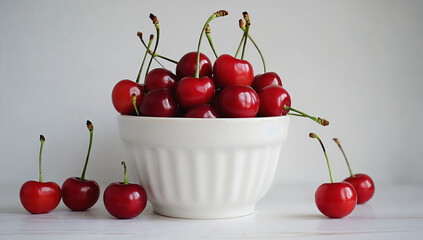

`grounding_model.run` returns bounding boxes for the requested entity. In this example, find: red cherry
[310,133,357,218]
[176,52,212,79]
[258,85,291,117]
[315,182,357,218]
[20,135,61,214]
[111,80,143,115]
[212,54,254,89]
[20,181,62,214]
[217,85,259,118]
[62,177,100,211]
[62,121,100,211]
[344,174,375,204]
[175,77,215,110]
[103,162,147,219]
[144,68,178,93]
[252,72,282,92]
[333,138,375,204]
[184,104,219,118]
[140,88,180,117]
